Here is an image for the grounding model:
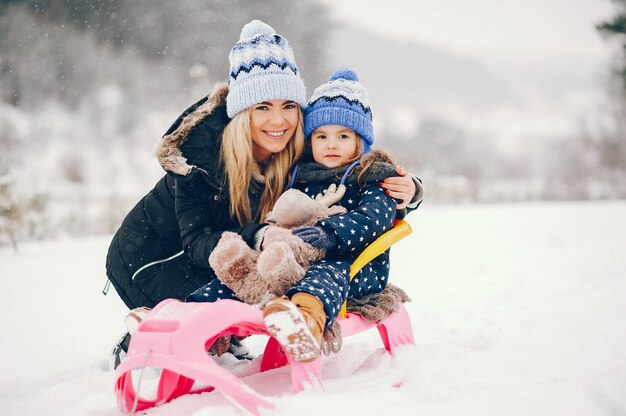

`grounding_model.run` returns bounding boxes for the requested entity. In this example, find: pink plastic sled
[115,220,415,414]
